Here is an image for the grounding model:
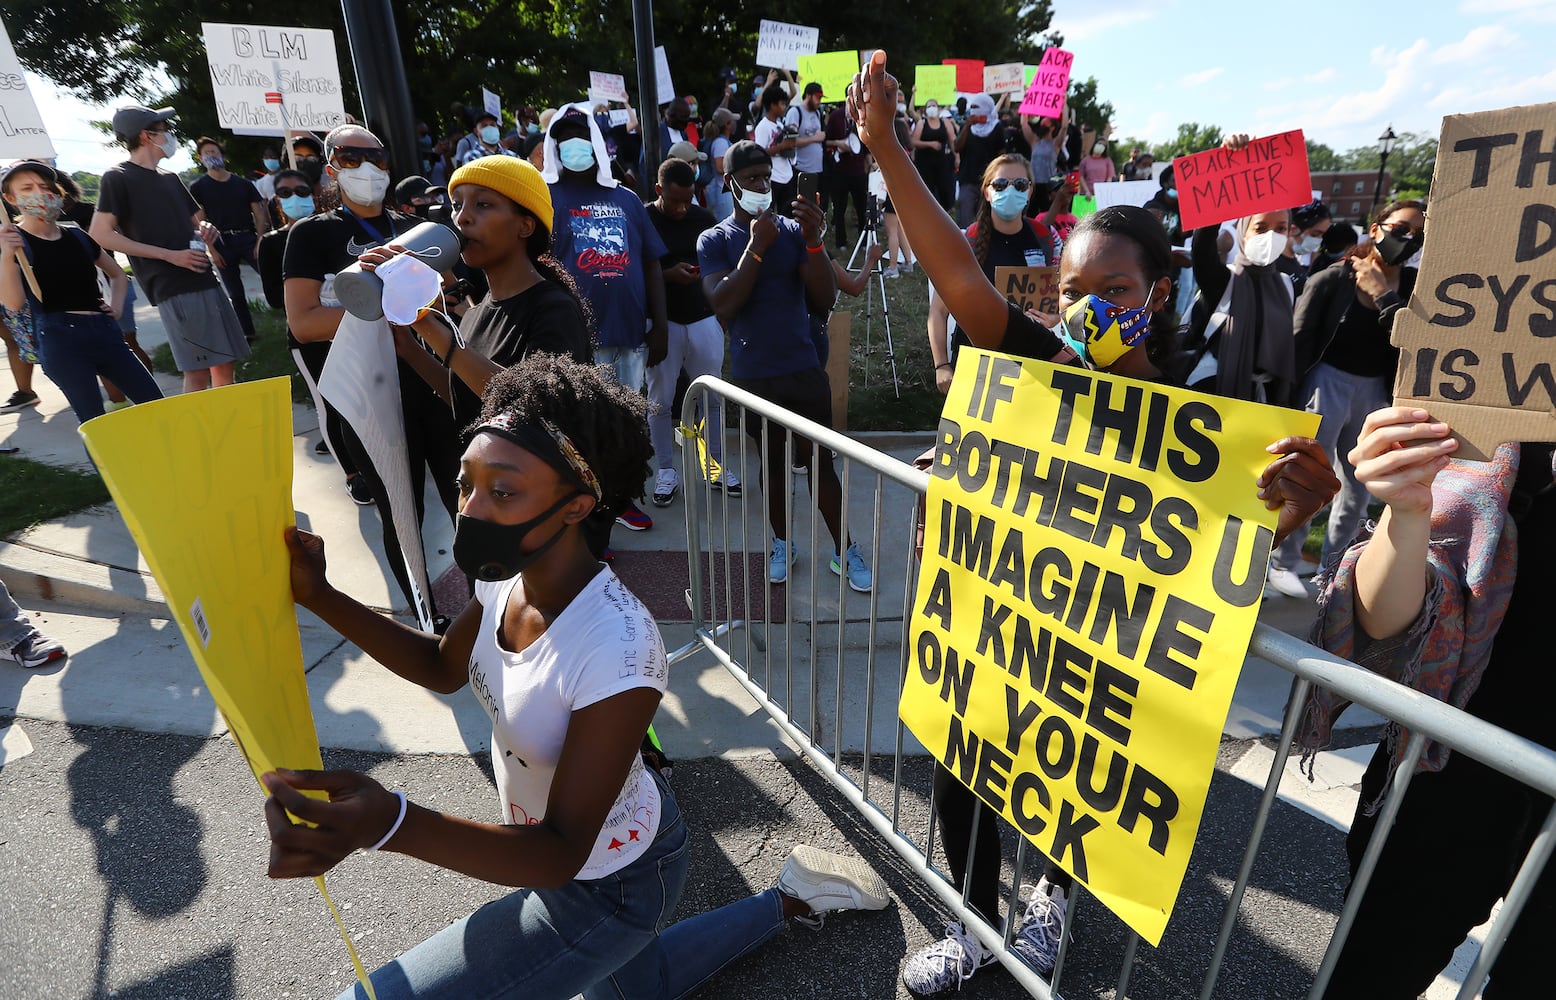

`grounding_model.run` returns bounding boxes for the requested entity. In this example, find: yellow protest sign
[899,351,1318,944]
[915,65,957,107]
[797,49,858,102]
[80,378,376,996]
